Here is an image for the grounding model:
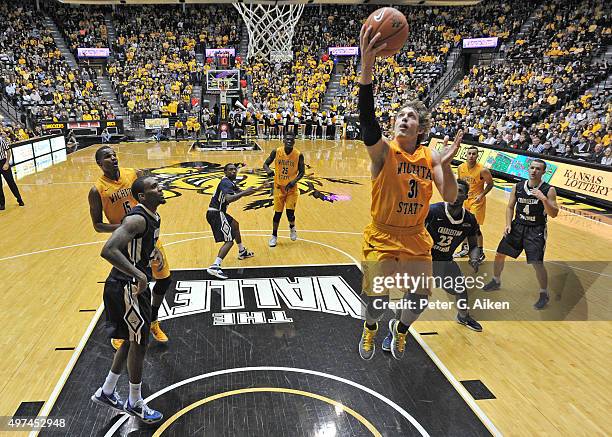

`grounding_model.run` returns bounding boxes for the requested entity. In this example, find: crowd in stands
[0,1,114,124]
[107,5,240,121]
[430,0,611,164]
[0,0,610,167]
[47,4,109,55]
[334,0,538,127]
